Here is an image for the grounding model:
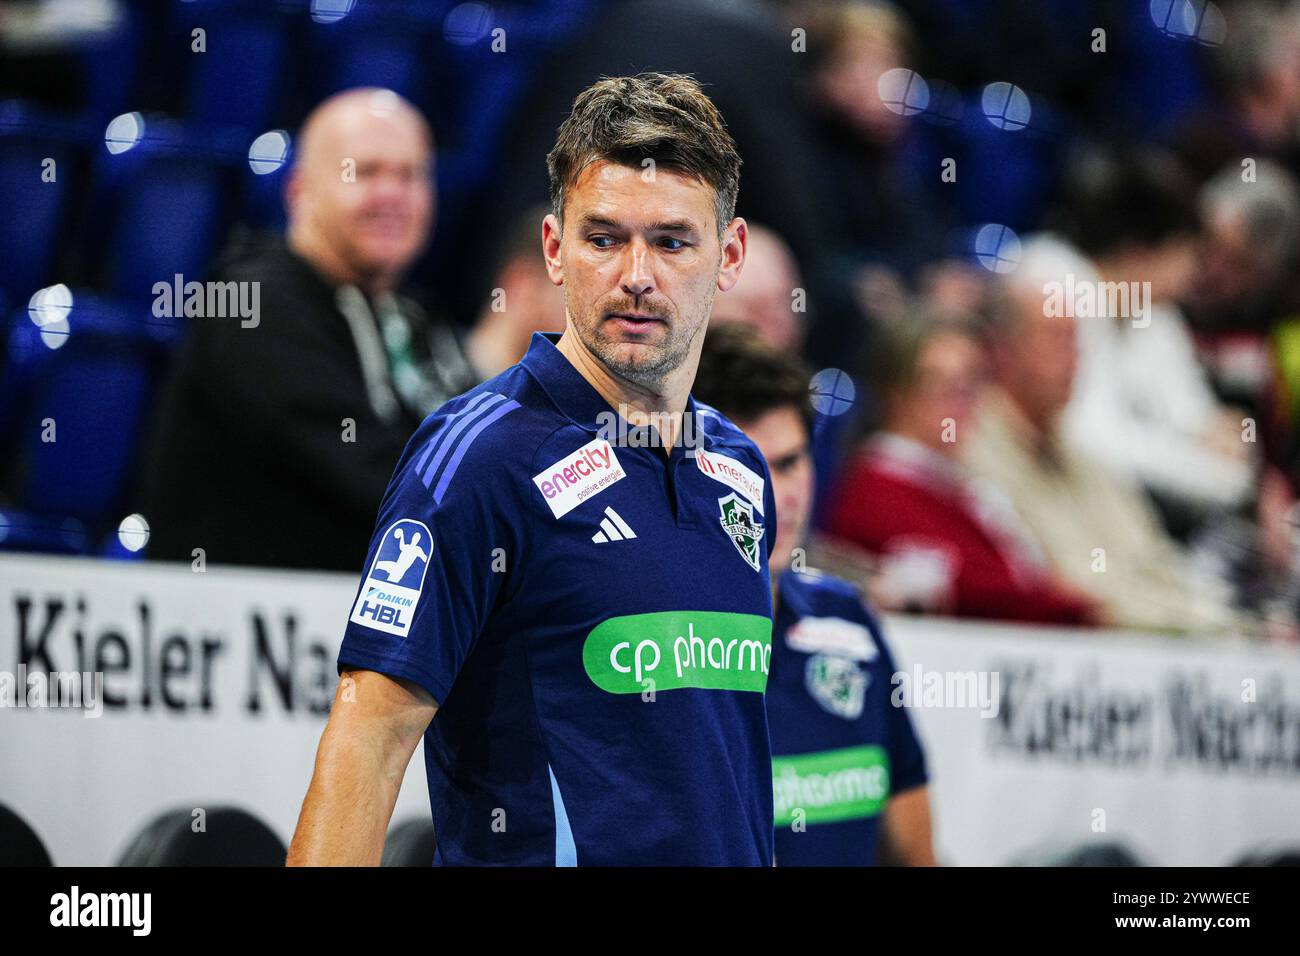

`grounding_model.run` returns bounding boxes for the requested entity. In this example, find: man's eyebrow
[773,444,810,466]
[647,220,699,234]
[577,214,622,230]
[575,214,700,234]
